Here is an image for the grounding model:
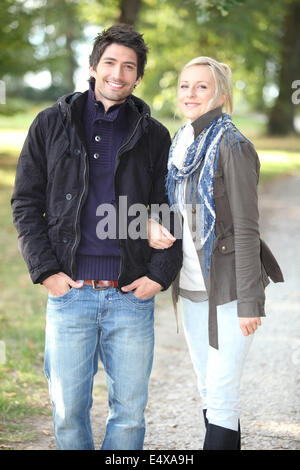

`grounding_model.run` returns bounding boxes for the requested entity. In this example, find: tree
[38,0,85,92]
[0,0,86,96]
[268,0,300,135]
[118,0,142,25]
[2,0,299,135]
[134,0,299,134]
[0,0,38,78]
[134,0,253,117]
